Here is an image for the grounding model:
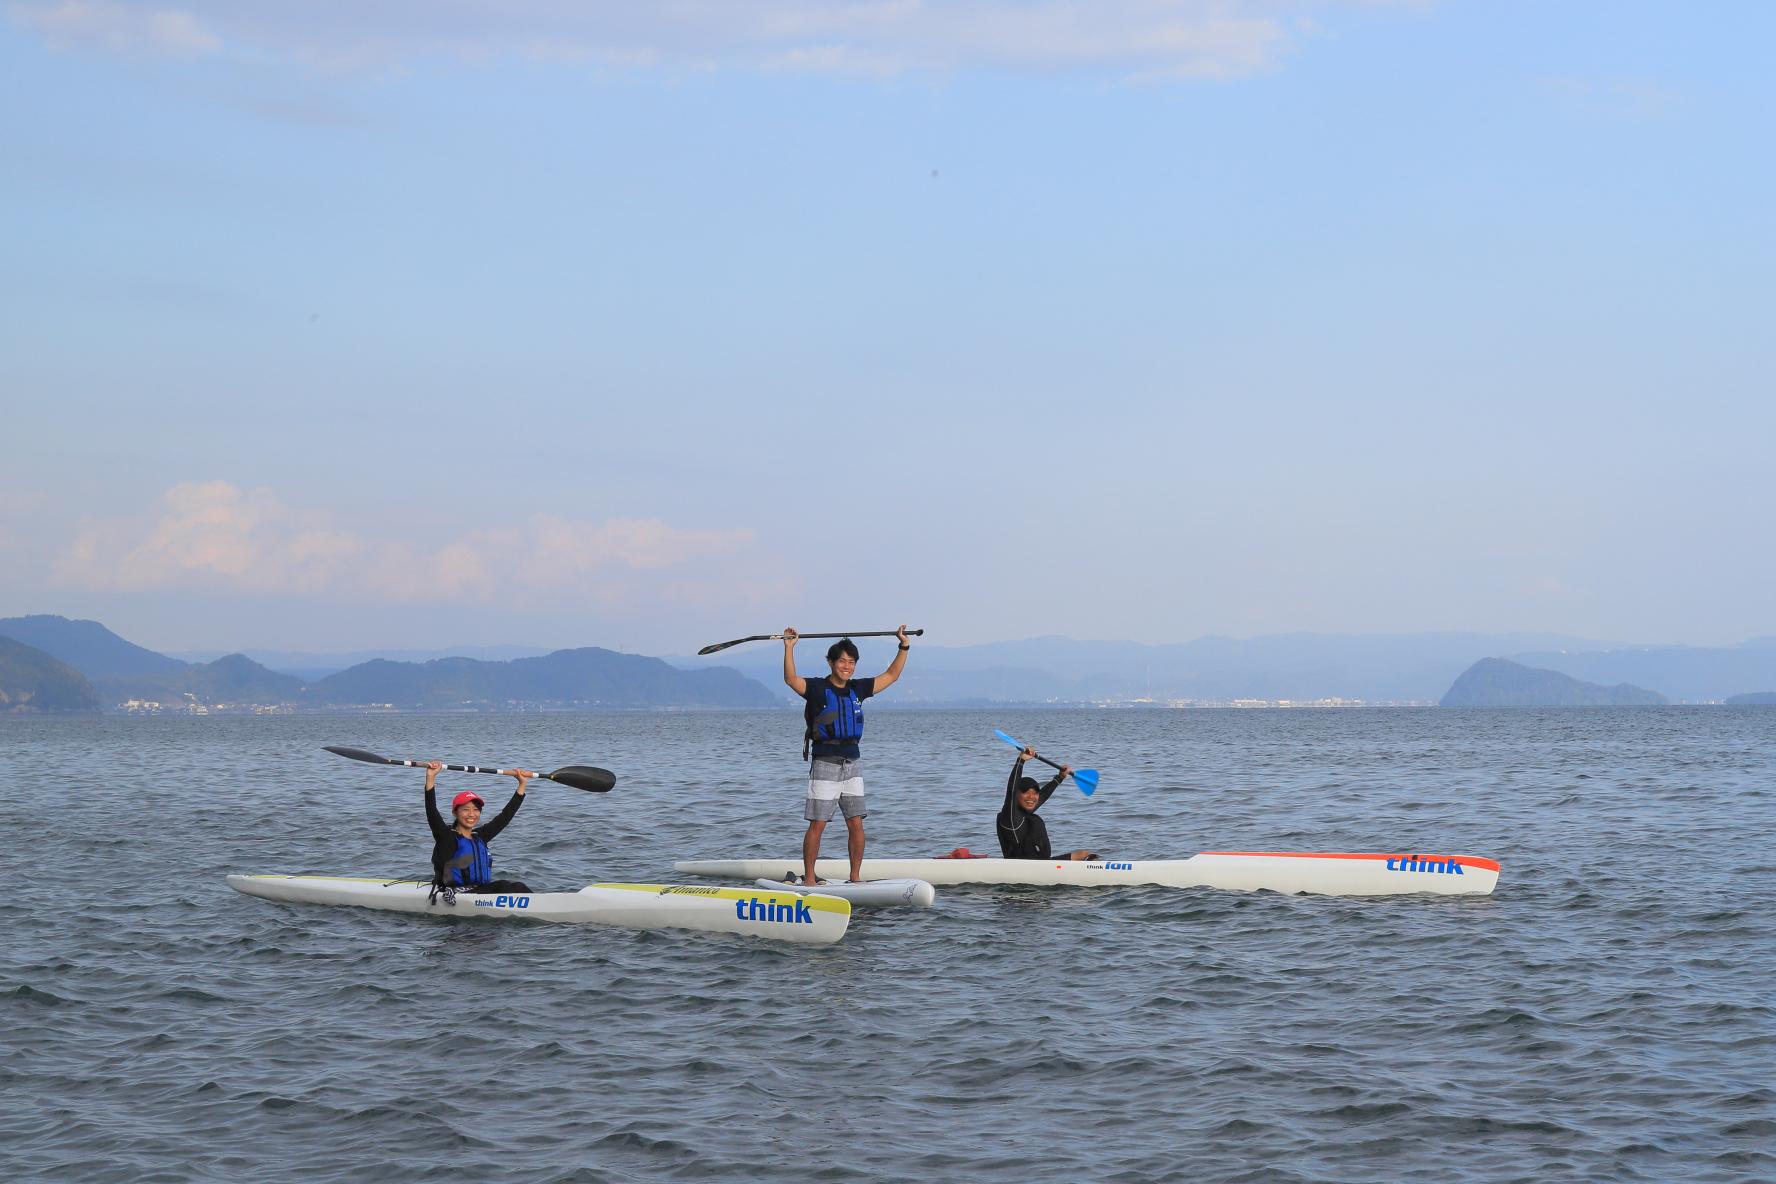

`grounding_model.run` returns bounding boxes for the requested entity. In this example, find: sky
[2,1,1772,656]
